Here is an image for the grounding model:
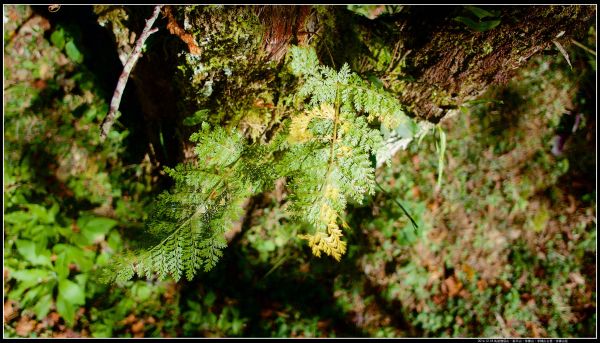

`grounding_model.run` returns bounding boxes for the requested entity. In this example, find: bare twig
[571,38,596,56]
[553,40,572,69]
[100,5,163,141]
